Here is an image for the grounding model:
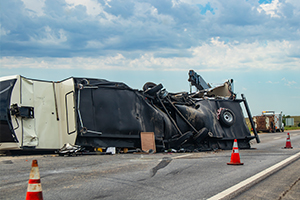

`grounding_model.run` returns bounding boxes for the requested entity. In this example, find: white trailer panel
[8,76,77,150]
